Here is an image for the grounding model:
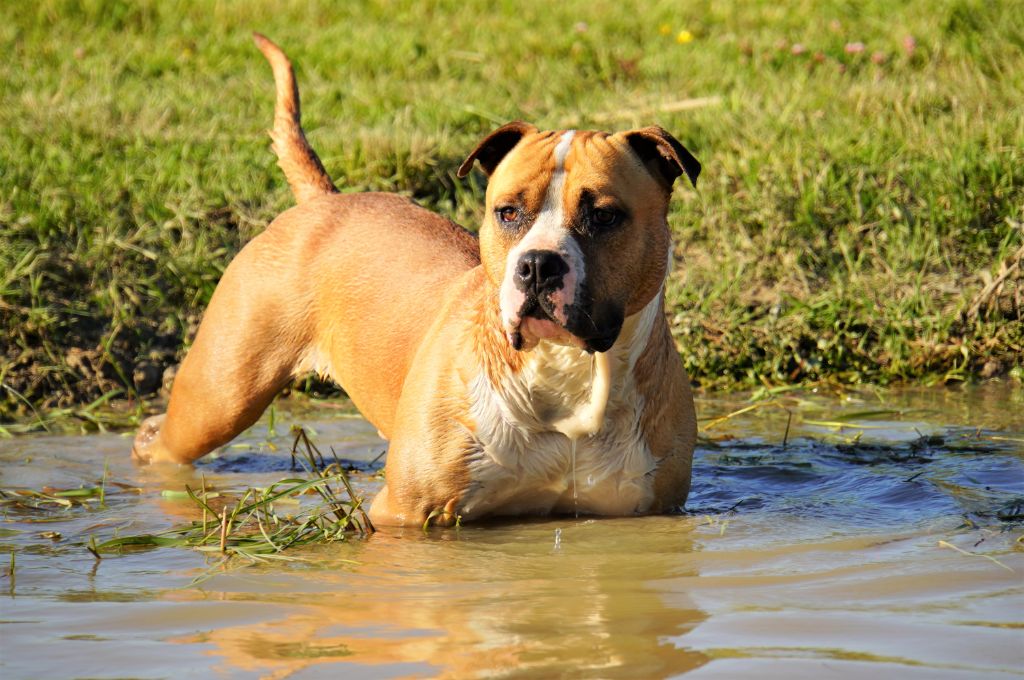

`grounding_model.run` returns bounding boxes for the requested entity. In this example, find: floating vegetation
[938,540,1015,573]
[0,482,131,515]
[1,486,110,512]
[0,427,374,565]
[89,428,373,562]
[996,499,1024,523]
